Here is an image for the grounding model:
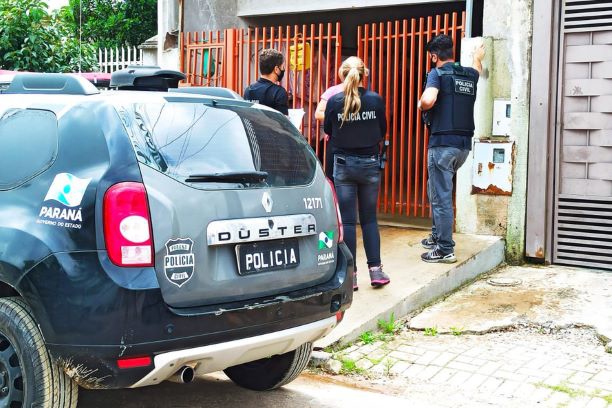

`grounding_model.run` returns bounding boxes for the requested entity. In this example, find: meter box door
[472,141,515,195]
[492,99,512,137]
